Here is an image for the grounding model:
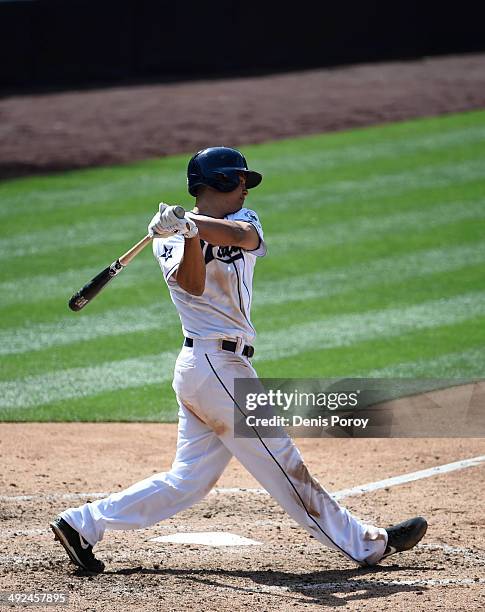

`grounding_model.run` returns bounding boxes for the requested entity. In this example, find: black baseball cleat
[381,516,428,561]
[50,516,105,573]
